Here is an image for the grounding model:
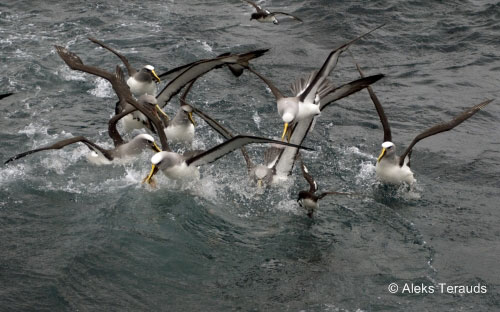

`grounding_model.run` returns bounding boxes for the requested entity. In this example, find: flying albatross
[243,0,303,24]
[88,37,161,98]
[4,98,161,165]
[88,37,168,131]
[352,60,493,184]
[53,45,169,150]
[248,23,385,141]
[296,153,354,218]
